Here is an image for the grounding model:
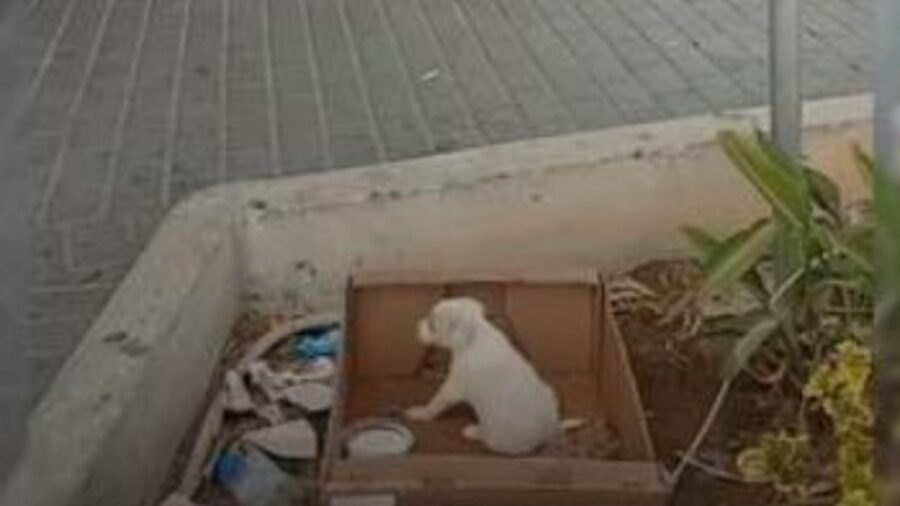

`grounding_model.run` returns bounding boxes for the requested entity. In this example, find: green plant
[873,151,900,506]
[735,340,876,506]
[804,340,876,506]
[679,130,874,384]
[736,430,815,502]
[671,132,878,501]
